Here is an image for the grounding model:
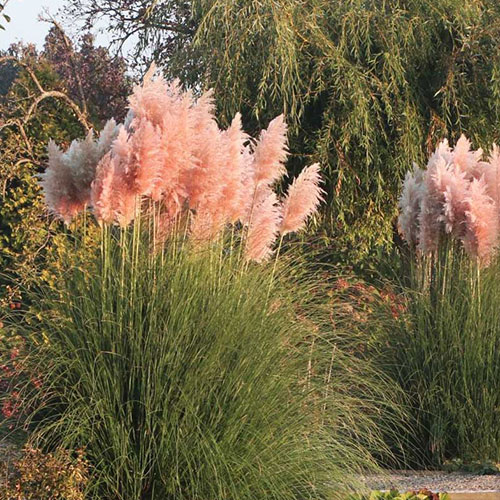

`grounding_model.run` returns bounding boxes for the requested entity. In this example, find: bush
[0,446,88,500]
[3,220,402,499]
[393,245,500,464]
